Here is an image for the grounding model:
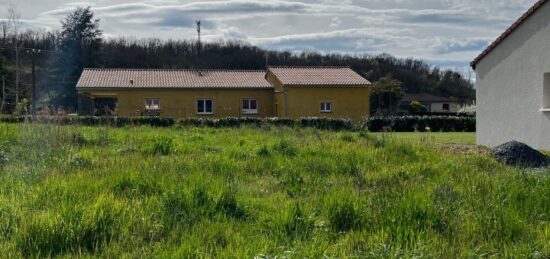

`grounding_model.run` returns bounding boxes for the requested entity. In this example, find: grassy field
[0,123,548,258]
[372,132,476,145]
